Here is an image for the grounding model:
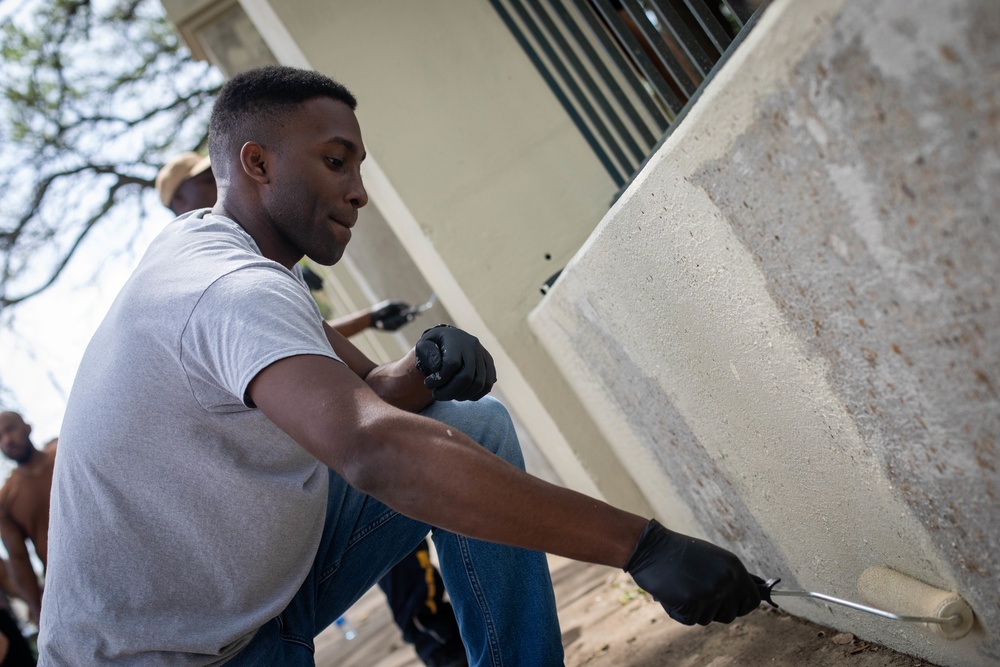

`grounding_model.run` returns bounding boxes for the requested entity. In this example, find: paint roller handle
[755,575,782,608]
[752,573,965,628]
